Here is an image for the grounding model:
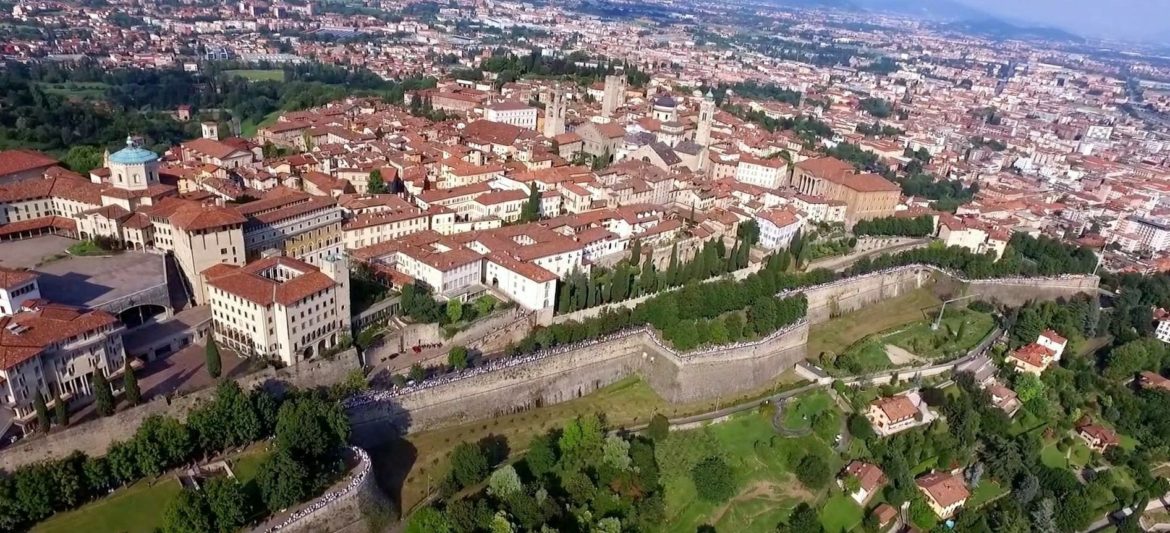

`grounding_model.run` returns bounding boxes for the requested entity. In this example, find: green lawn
[68,240,114,256]
[36,81,110,99]
[34,448,268,533]
[967,479,1007,509]
[807,288,942,359]
[820,494,864,533]
[883,308,996,360]
[1040,439,1093,470]
[825,305,993,375]
[225,69,286,82]
[656,395,844,533]
[782,390,833,432]
[241,109,284,138]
